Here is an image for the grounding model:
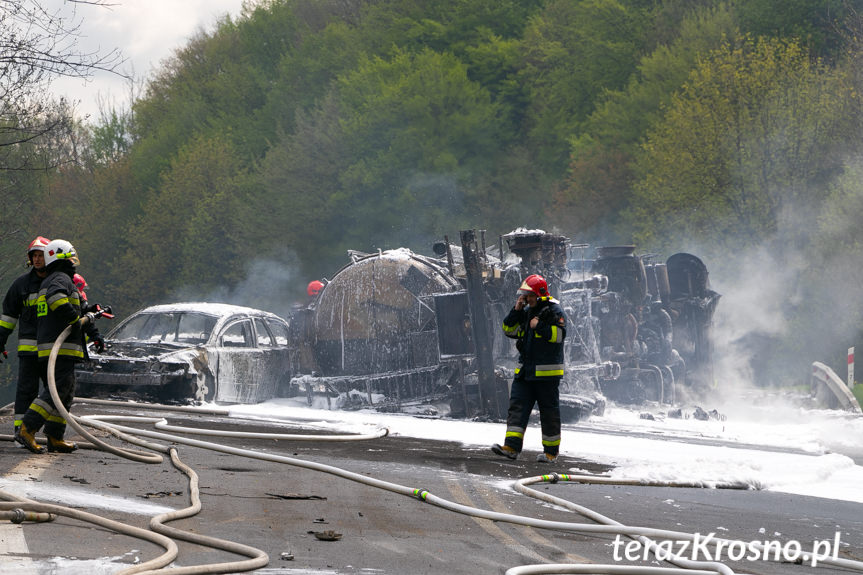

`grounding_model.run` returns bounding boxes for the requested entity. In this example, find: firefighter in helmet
[17,239,90,453]
[492,274,567,462]
[72,274,88,302]
[0,236,51,442]
[307,280,325,298]
[72,273,105,354]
